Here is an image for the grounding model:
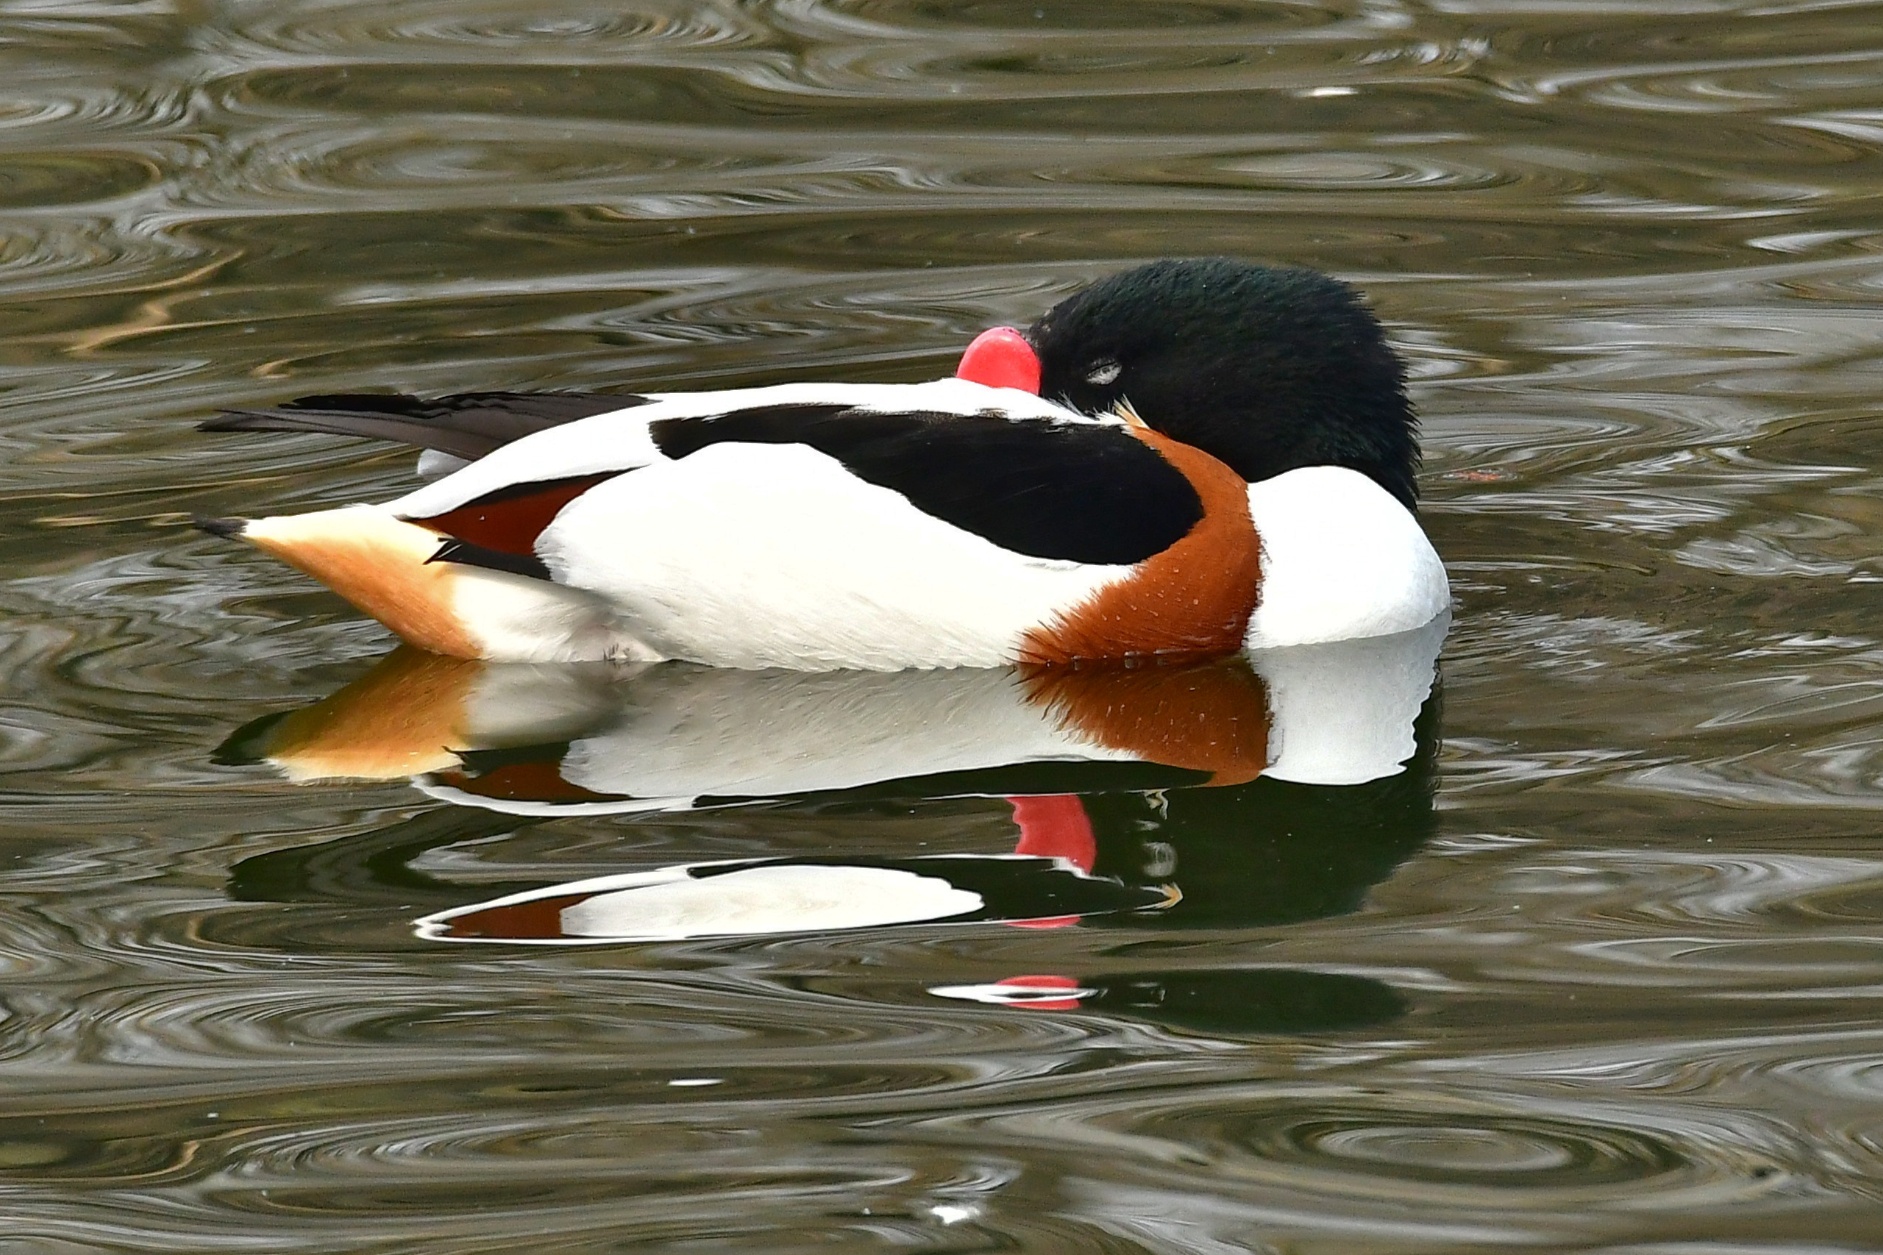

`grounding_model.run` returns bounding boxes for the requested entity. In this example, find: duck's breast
[1241,465,1450,650]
